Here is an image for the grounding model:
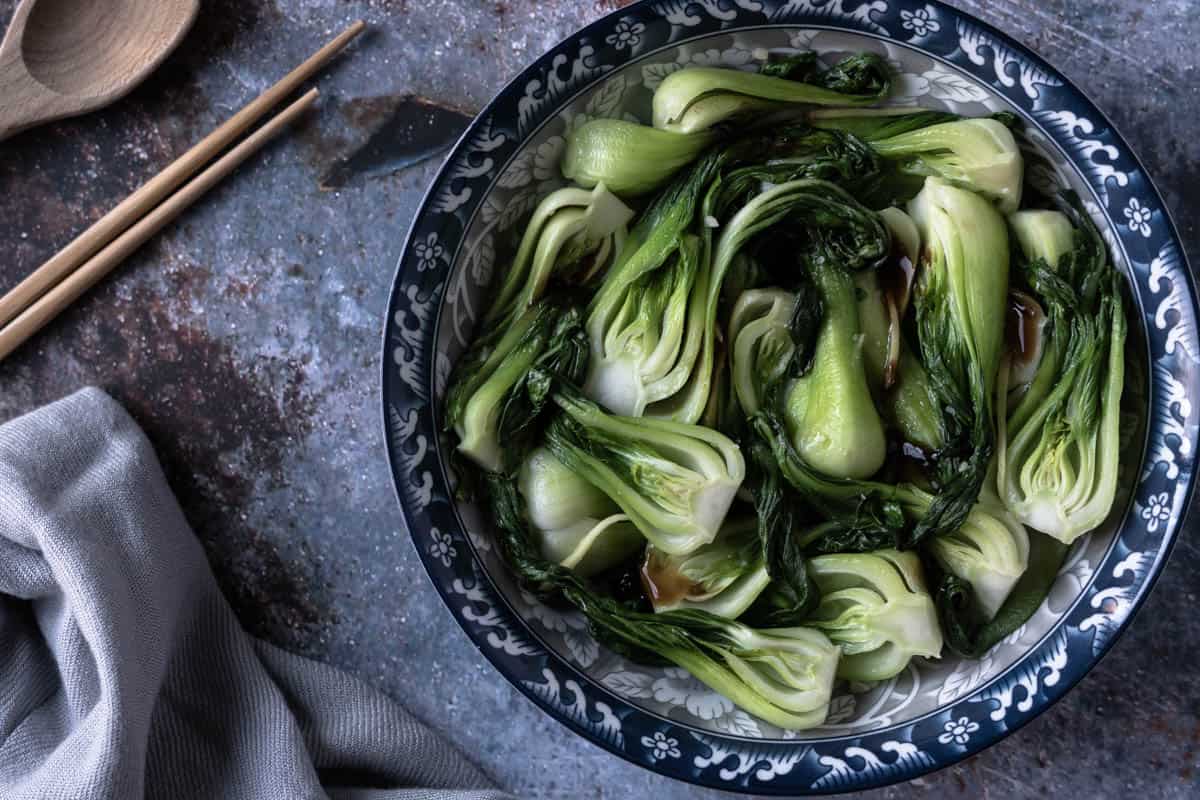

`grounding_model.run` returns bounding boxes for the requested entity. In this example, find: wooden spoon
[0,0,199,142]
